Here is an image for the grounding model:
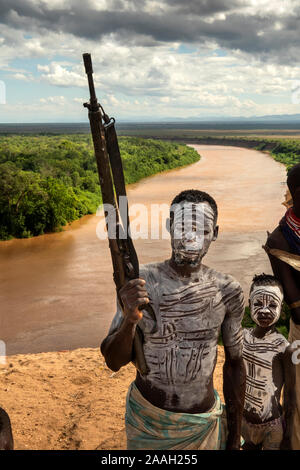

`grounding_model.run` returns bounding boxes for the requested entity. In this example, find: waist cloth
[125,382,228,450]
